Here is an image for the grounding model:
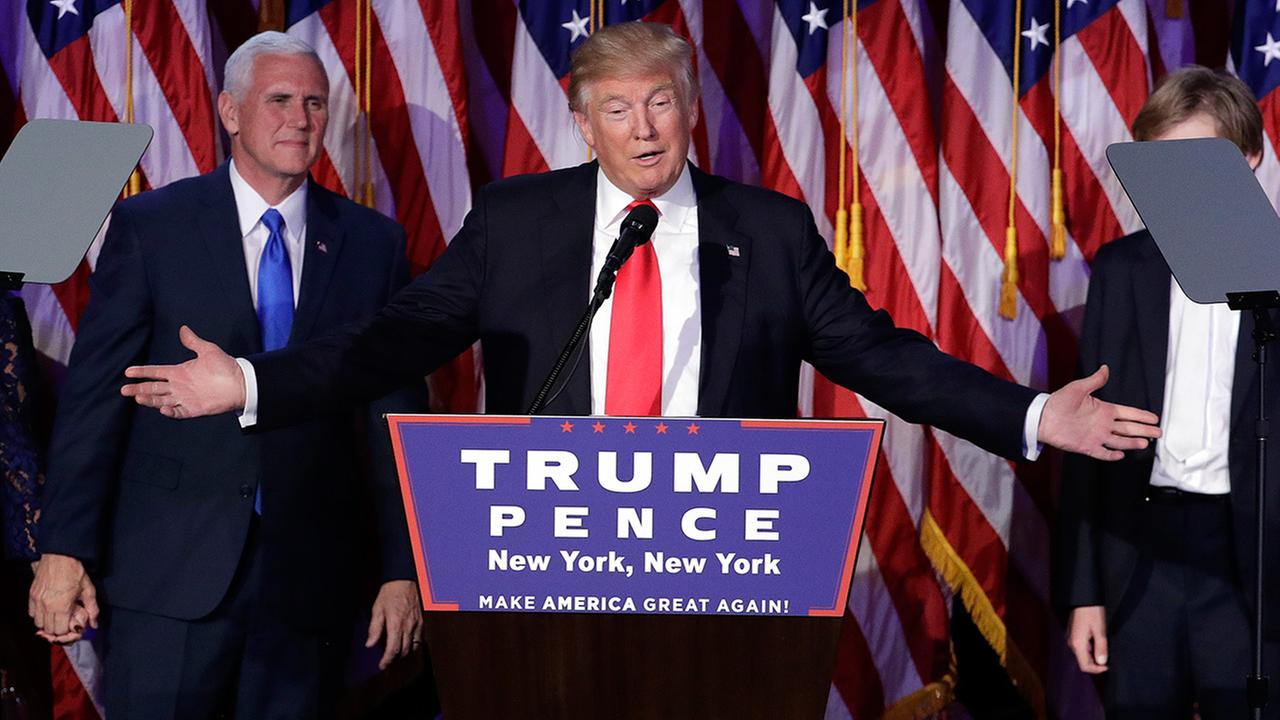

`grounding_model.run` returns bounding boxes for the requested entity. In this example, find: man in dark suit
[1056,67,1280,718]
[120,24,1157,488]
[27,32,426,718]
